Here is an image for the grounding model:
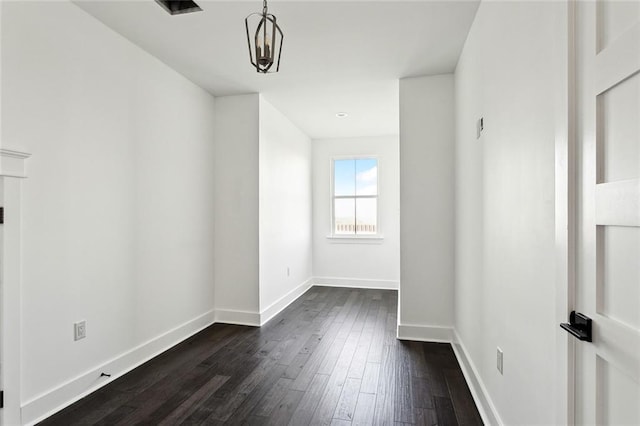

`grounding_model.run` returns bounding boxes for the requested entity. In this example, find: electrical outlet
[497,347,503,374]
[74,320,86,341]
